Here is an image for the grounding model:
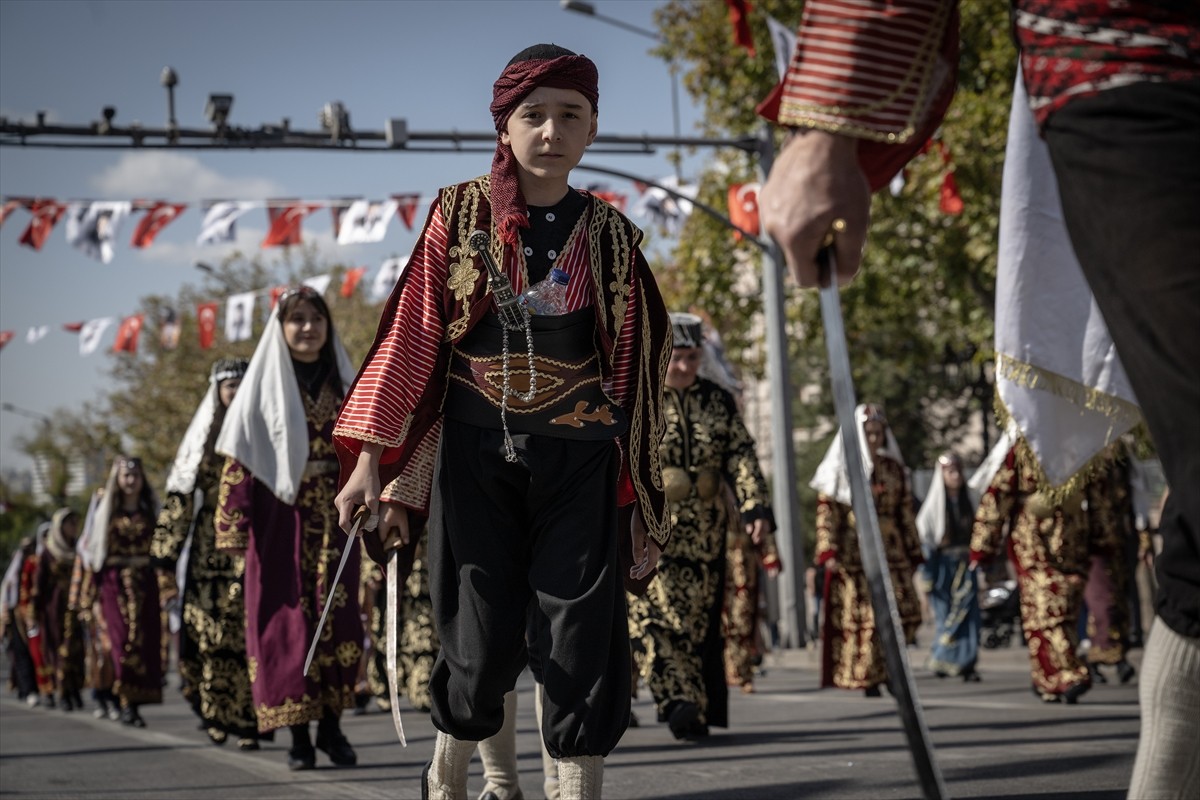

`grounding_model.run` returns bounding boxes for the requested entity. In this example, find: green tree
[652,0,1013,473]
